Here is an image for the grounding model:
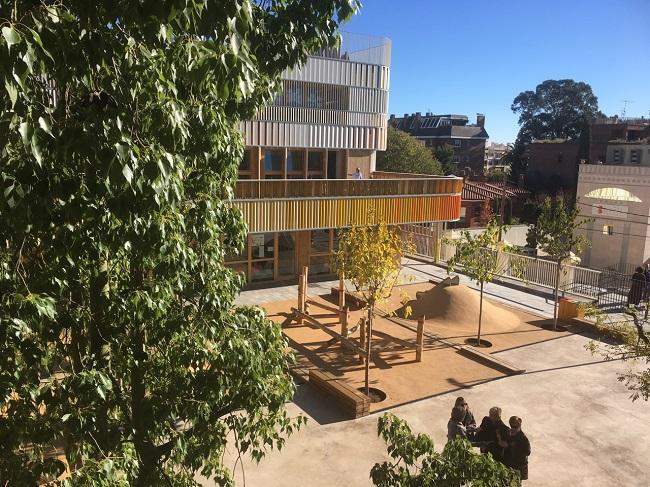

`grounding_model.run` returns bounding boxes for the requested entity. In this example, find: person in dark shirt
[474,406,509,462]
[454,396,477,430]
[500,416,531,484]
[628,267,645,306]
